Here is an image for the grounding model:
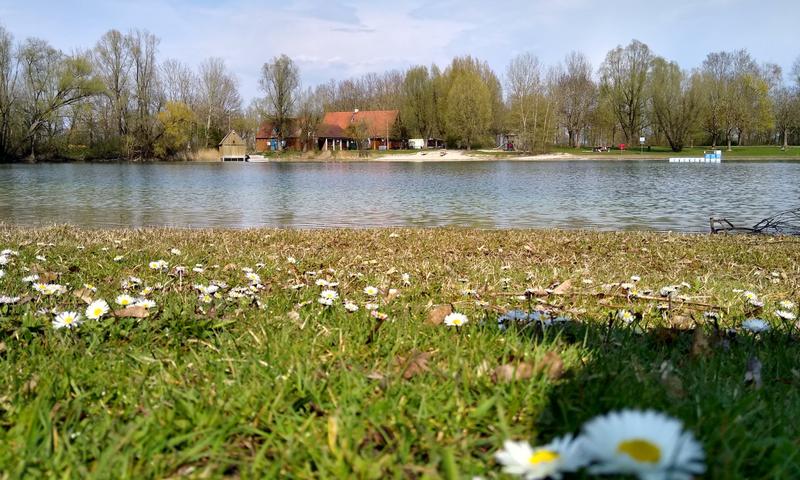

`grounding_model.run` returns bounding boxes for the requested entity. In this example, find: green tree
[648,58,703,152]
[400,66,435,140]
[445,70,491,149]
[155,101,194,158]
